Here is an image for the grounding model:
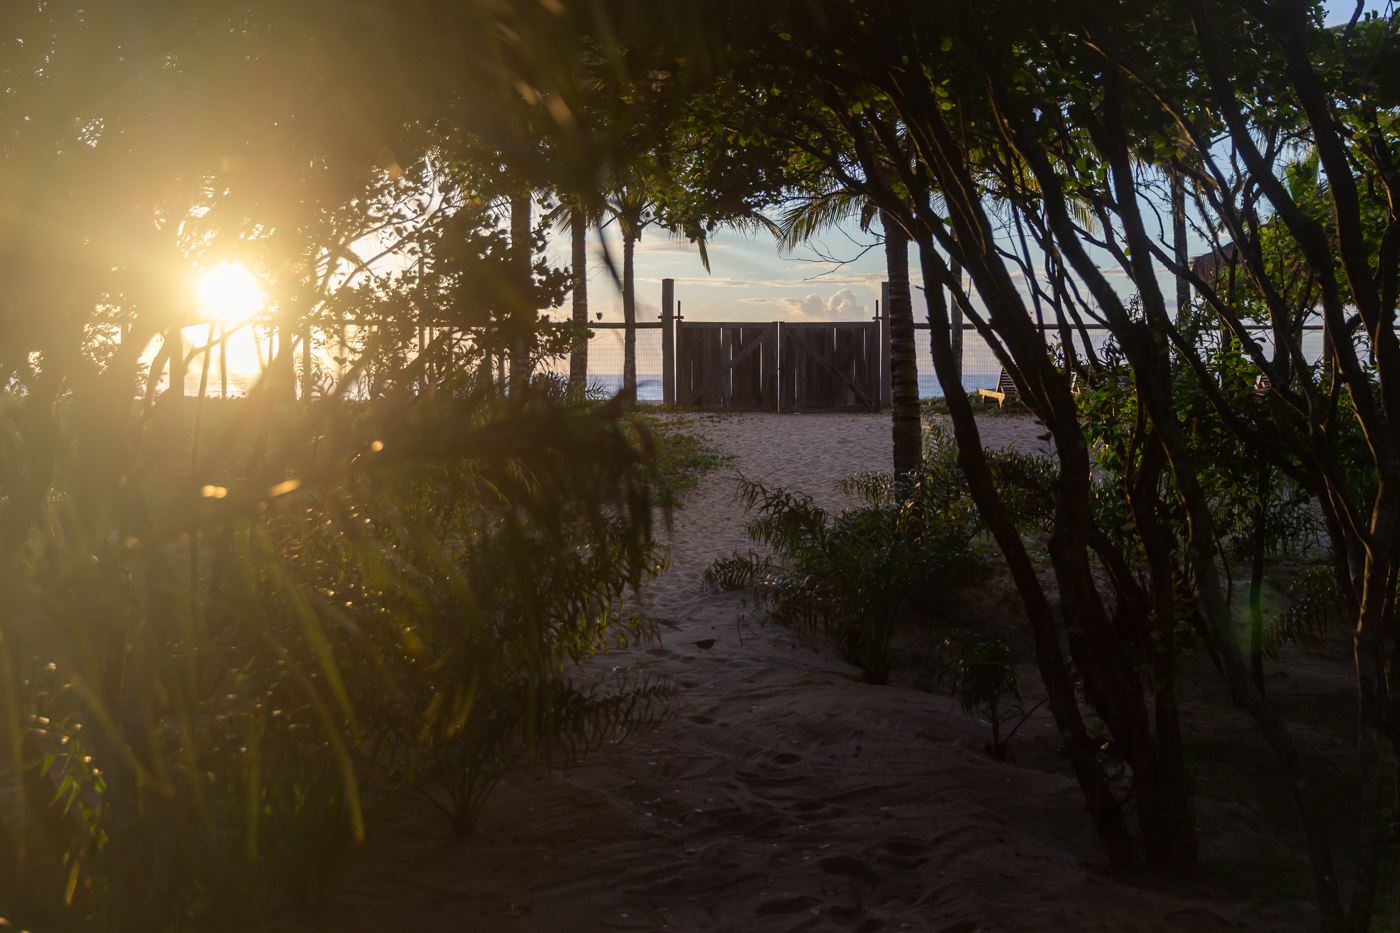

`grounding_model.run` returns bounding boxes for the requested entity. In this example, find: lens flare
[196,261,266,324]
